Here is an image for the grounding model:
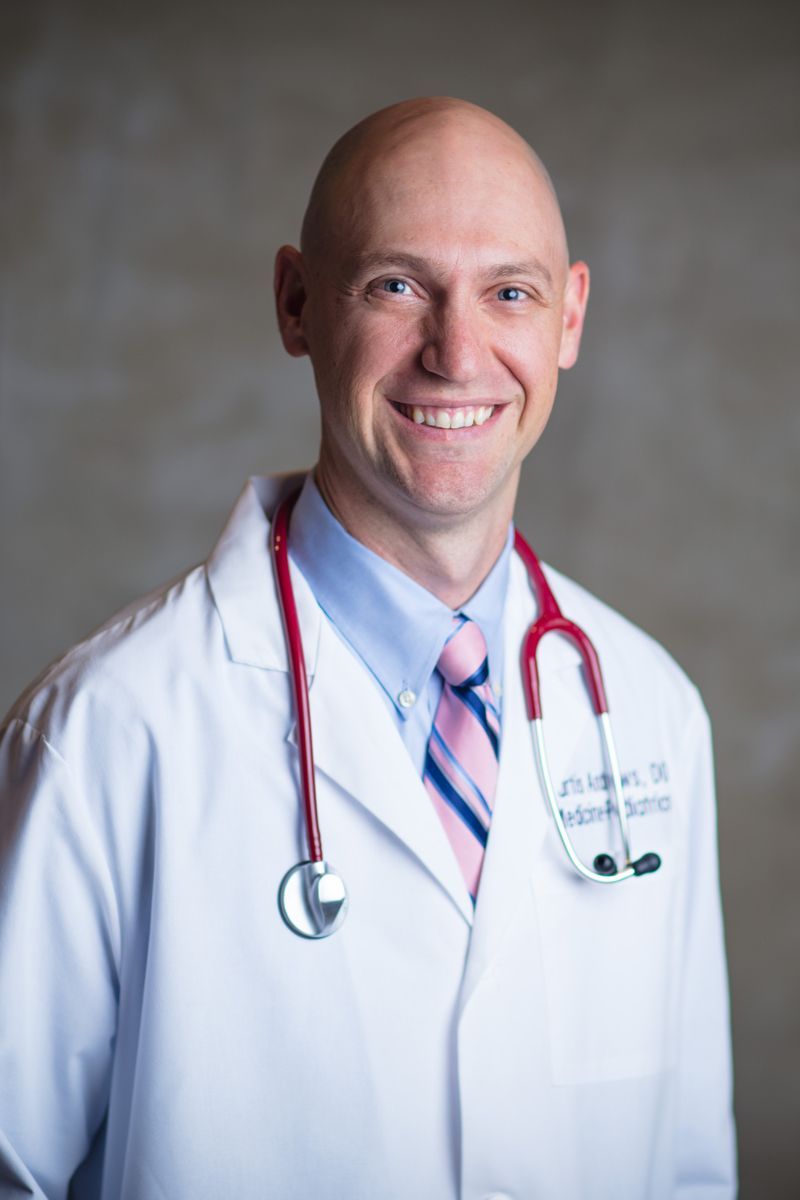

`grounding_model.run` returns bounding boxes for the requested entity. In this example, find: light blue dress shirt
[289,474,513,775]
